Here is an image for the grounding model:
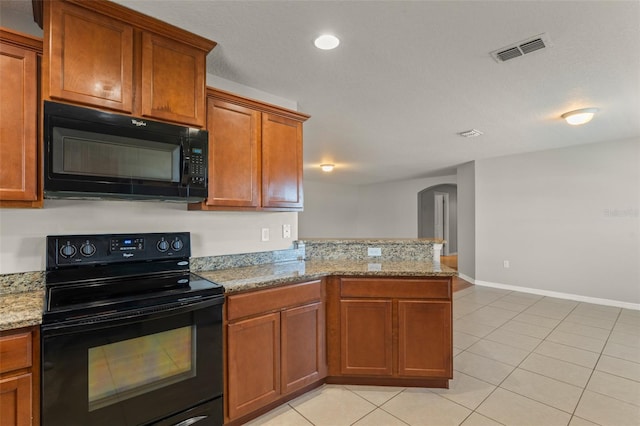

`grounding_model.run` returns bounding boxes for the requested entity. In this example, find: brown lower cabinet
[224,275,453,424]
[225,280,326,424]
[327,276,453,388]
[0,327,40,426]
